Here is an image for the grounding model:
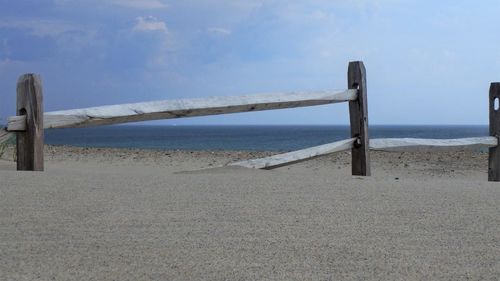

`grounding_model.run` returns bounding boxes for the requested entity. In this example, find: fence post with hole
[16,74,44,171]
[489,82,500,181]
[348,61,370,176]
